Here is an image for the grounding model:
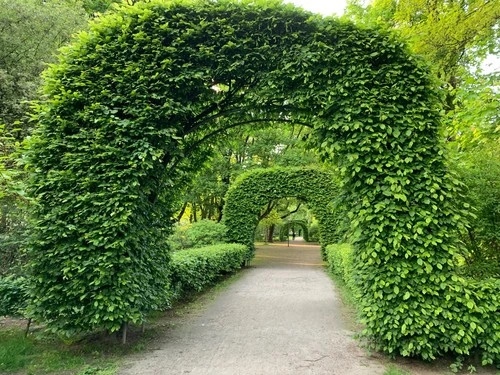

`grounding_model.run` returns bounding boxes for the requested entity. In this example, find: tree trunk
[267,224,275,243]
[192,202,197,222]
[176,201,188,222]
